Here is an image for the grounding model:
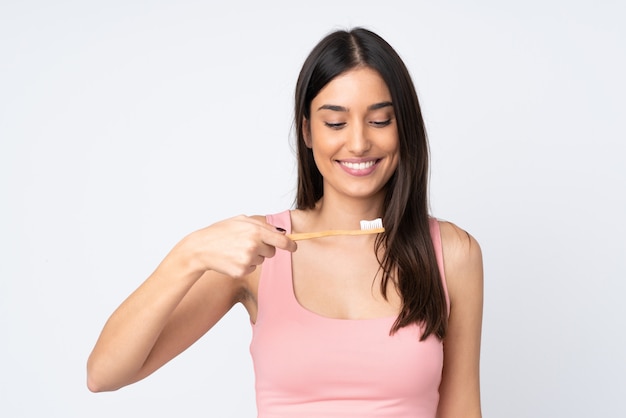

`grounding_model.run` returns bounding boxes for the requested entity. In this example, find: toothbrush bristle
[360,218,383,230]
